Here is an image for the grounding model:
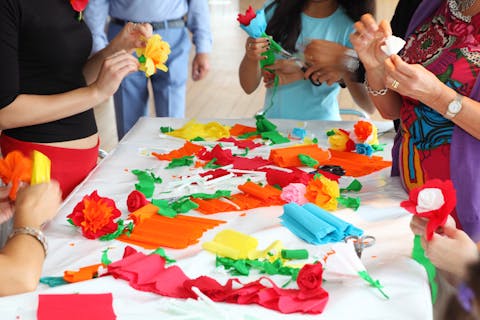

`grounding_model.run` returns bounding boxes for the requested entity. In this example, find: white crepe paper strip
[416,188,445,213]
[219,197,241,210]
[258,165,293,173]
[380,35,406,56]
